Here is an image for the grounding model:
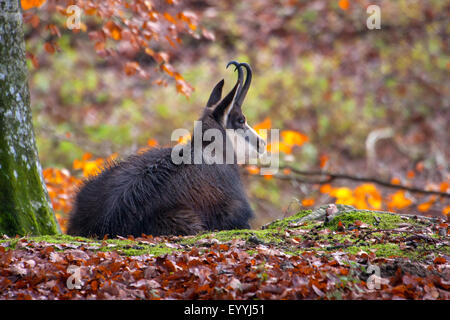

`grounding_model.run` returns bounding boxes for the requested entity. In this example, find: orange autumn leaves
[43,168,79,214]
[43,167,80,232]
[43,152,118,232]
[320,183,382,210]
[21,0,46,10]
[338,0,350,11]
[72,152,118,178]
[22,0,199,97]
[318,183,449,215]
[253,117,309,155]
[246,118,308,179]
